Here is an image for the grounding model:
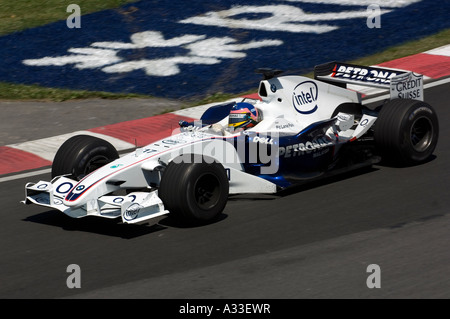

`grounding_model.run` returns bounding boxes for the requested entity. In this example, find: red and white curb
[348,44,450,96]
[1,44,450,176]
[1,113,198,175]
